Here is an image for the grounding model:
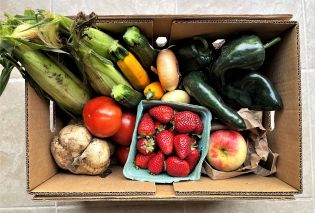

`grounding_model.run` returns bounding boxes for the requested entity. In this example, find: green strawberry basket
[123,100,212,183]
